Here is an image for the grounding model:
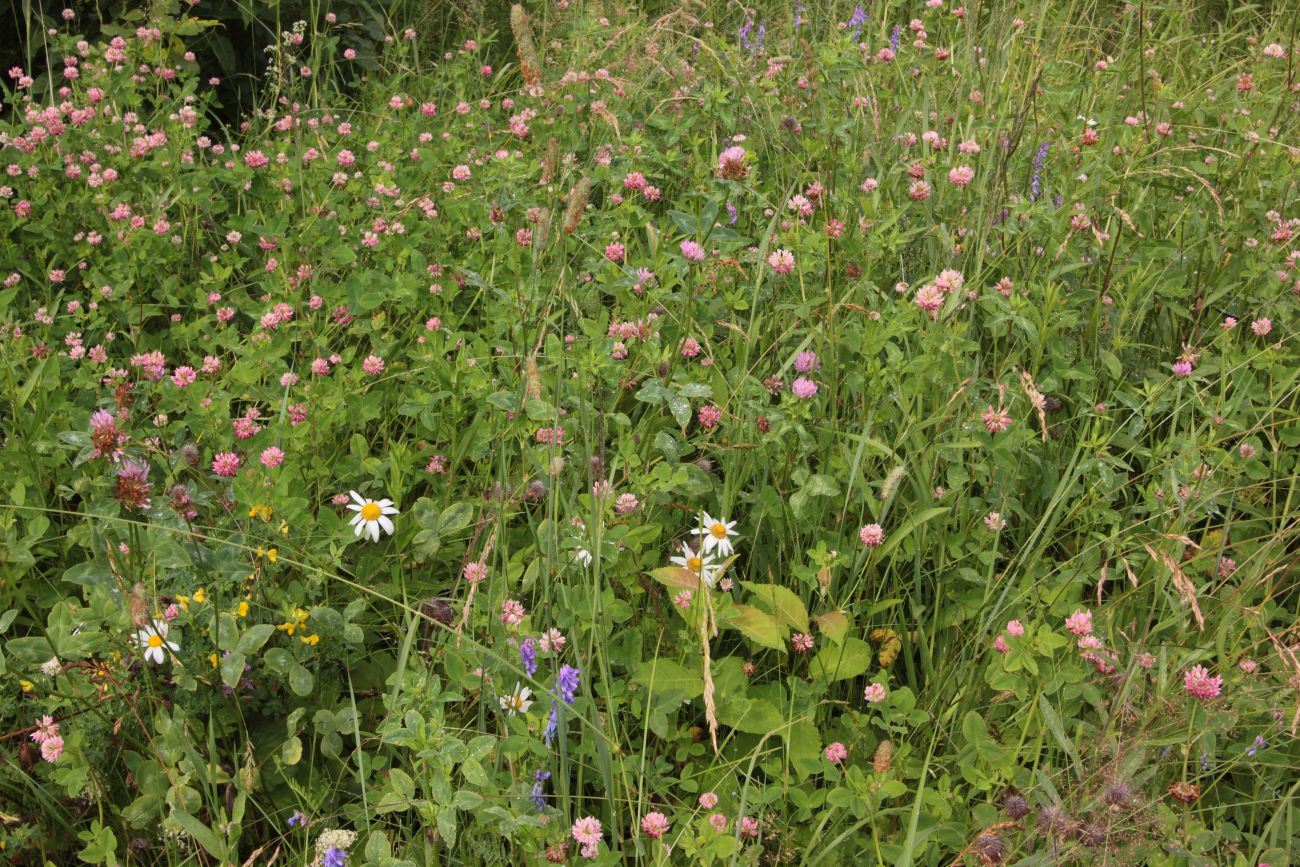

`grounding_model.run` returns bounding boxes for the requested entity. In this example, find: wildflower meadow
[1,0,1298,864]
